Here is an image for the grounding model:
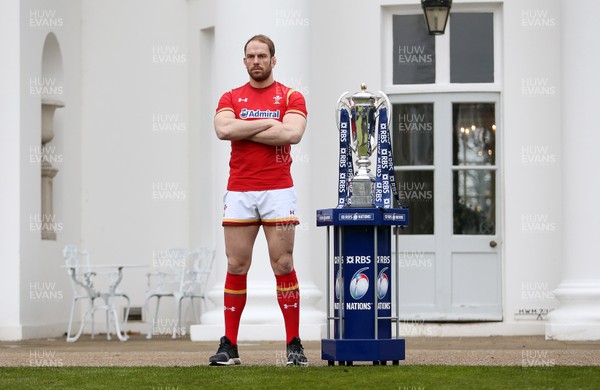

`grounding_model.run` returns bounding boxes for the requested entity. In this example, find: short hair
[244,34,275,57]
